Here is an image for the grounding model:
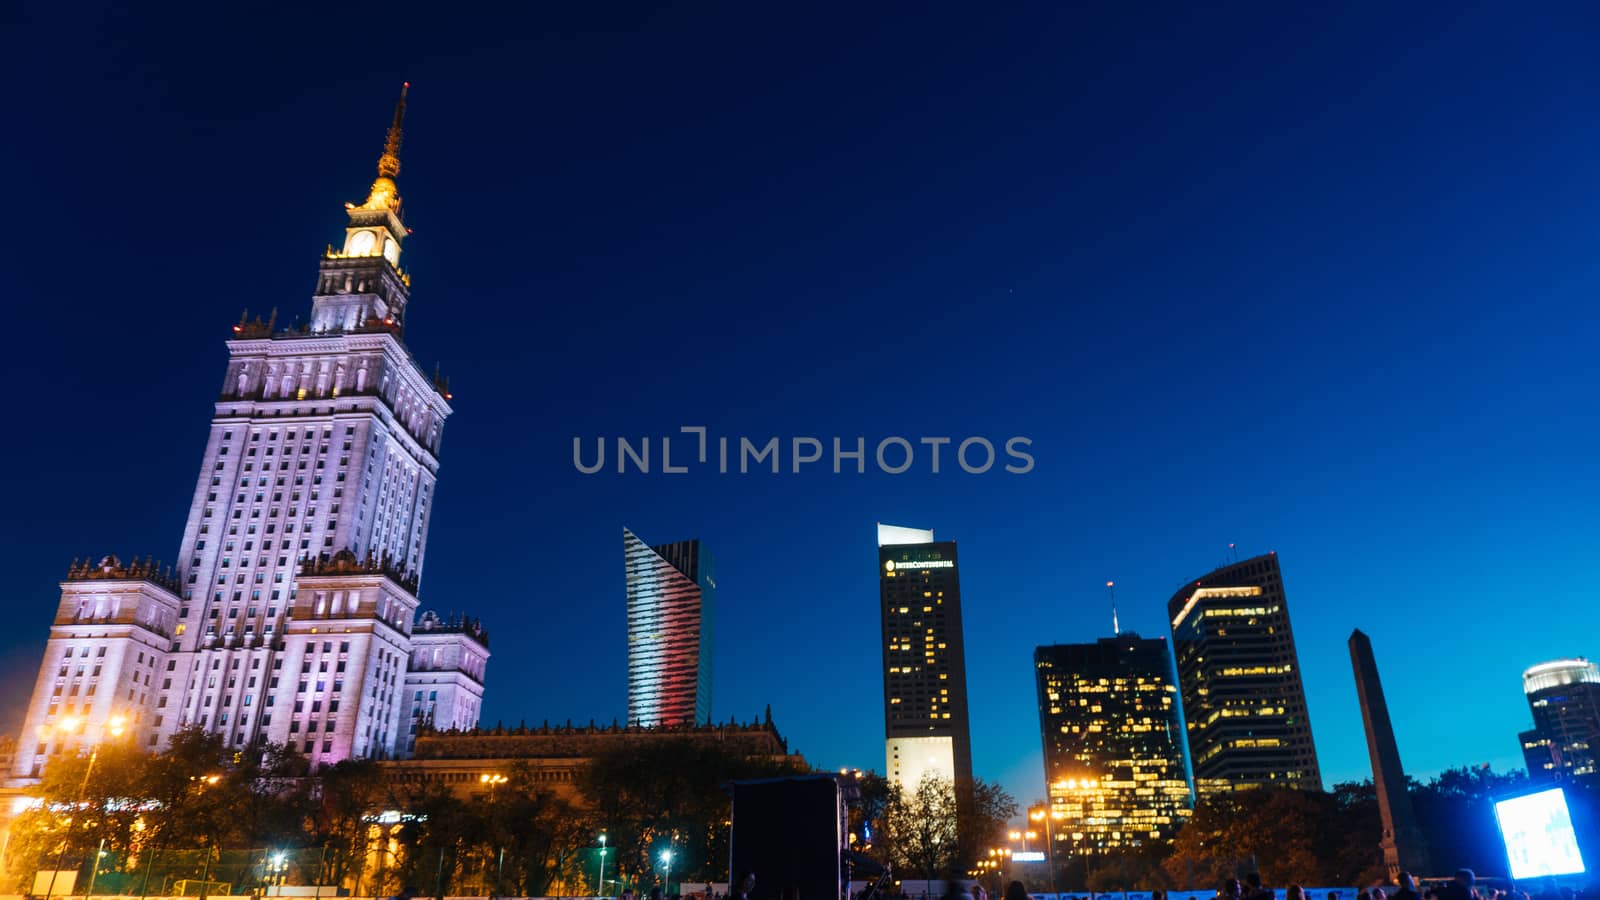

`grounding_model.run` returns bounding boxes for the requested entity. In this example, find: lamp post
[480,774,507,898]
[1029,806,1060,896]
[596,834,608,897]
[87,839,107,896]
[659,848,674,897]
[44,713,126,900]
